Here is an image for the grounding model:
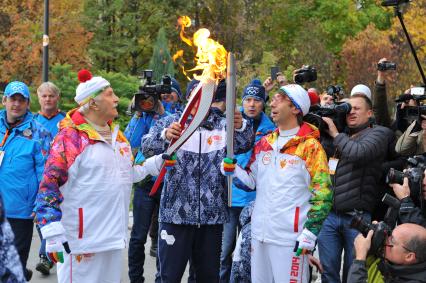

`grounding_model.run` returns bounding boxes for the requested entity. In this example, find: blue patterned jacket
[141,107,253,225]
